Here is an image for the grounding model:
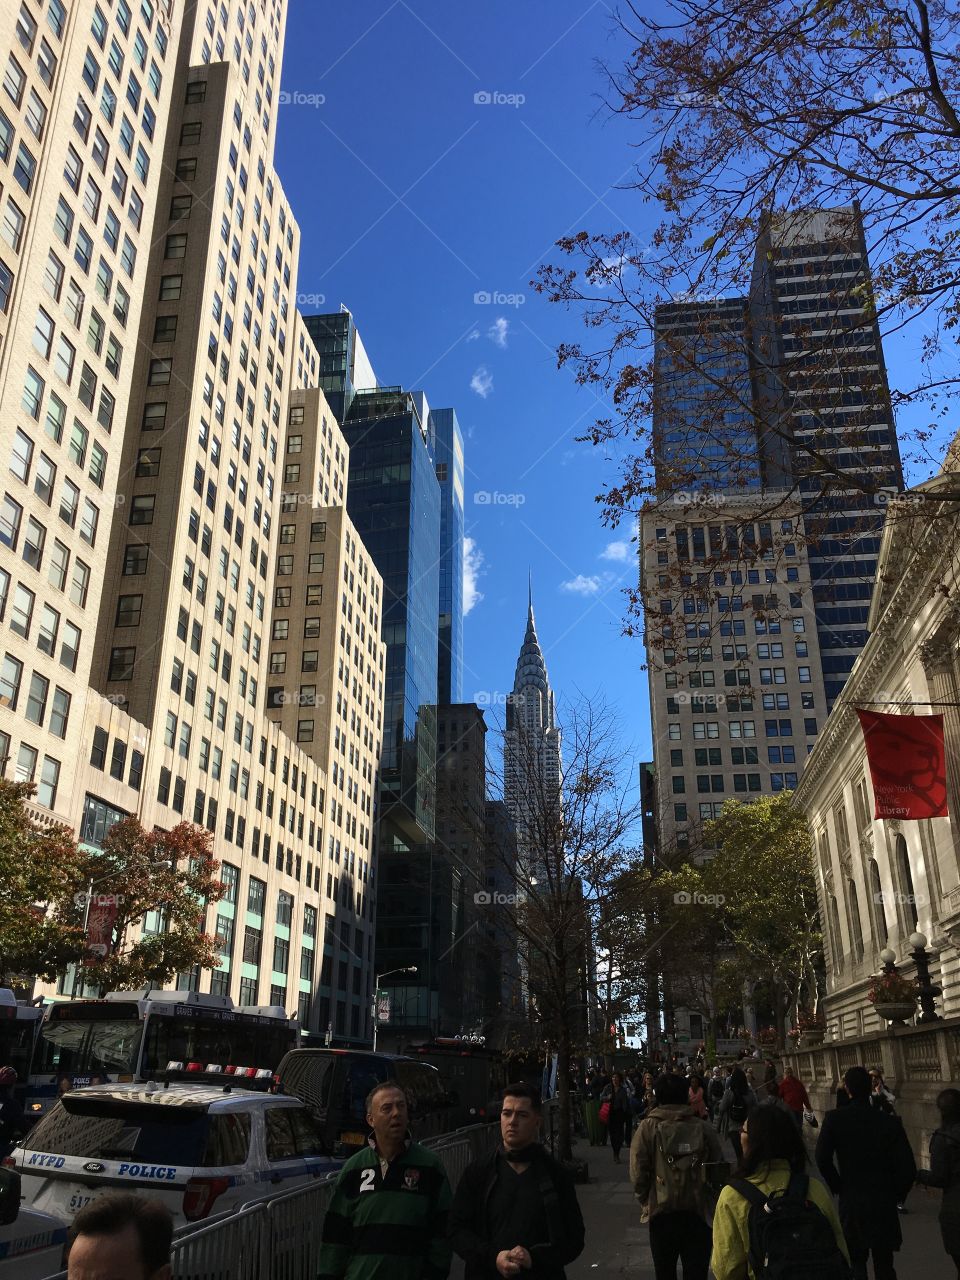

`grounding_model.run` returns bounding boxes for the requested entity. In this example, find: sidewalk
[565,1131,951,1278]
